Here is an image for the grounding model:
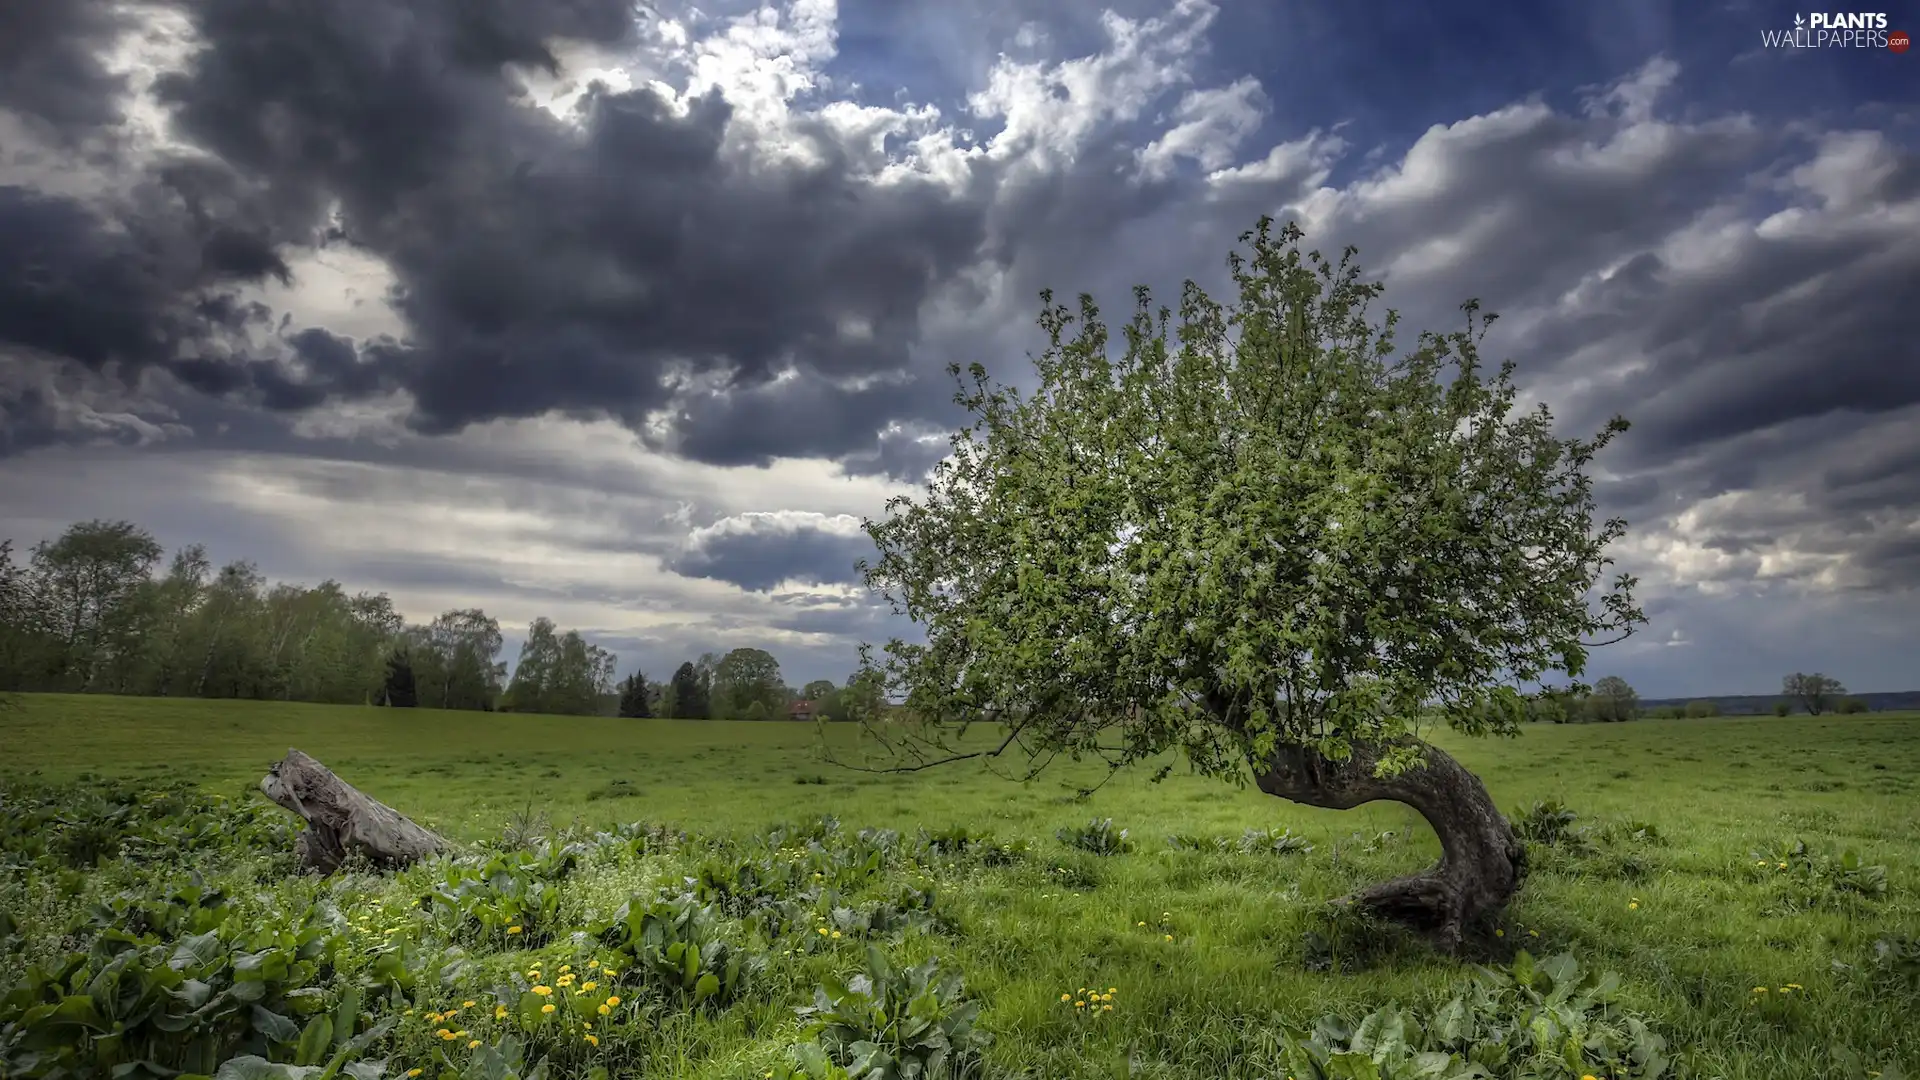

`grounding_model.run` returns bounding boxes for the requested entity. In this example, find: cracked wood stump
[260,748,447,873]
